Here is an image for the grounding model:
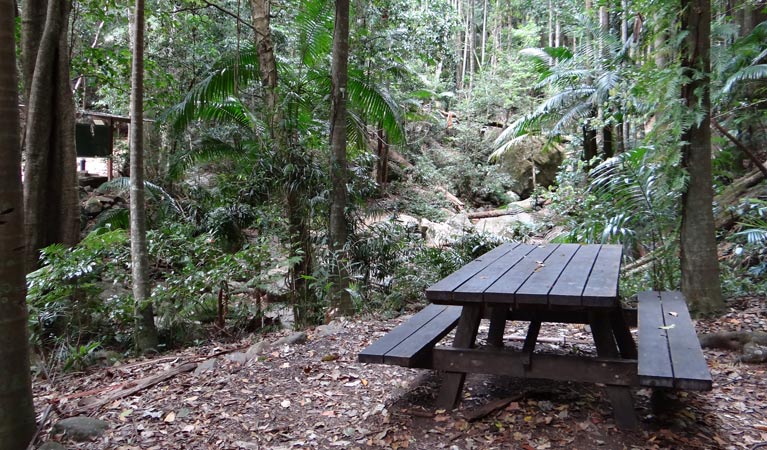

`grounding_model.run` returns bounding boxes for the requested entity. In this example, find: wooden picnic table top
[426,242,623,309]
